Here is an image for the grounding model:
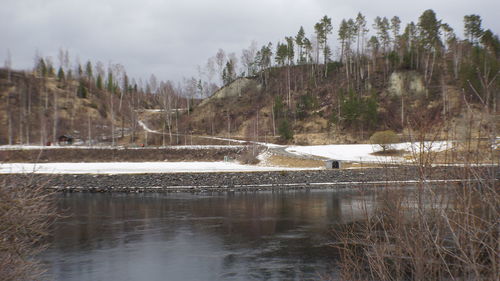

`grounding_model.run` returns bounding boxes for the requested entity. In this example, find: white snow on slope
[0,144,246,150]
[197,135,284,148]
[138,120,159,133]
[286,141,452,163]
[0,162,318,174]
[139,120,282,148]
